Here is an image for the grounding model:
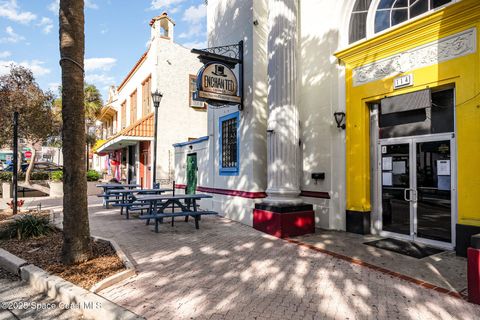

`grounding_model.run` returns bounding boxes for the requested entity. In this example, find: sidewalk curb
[0,248,28,275]
[20,264,144,320]
[89,236,136,293]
